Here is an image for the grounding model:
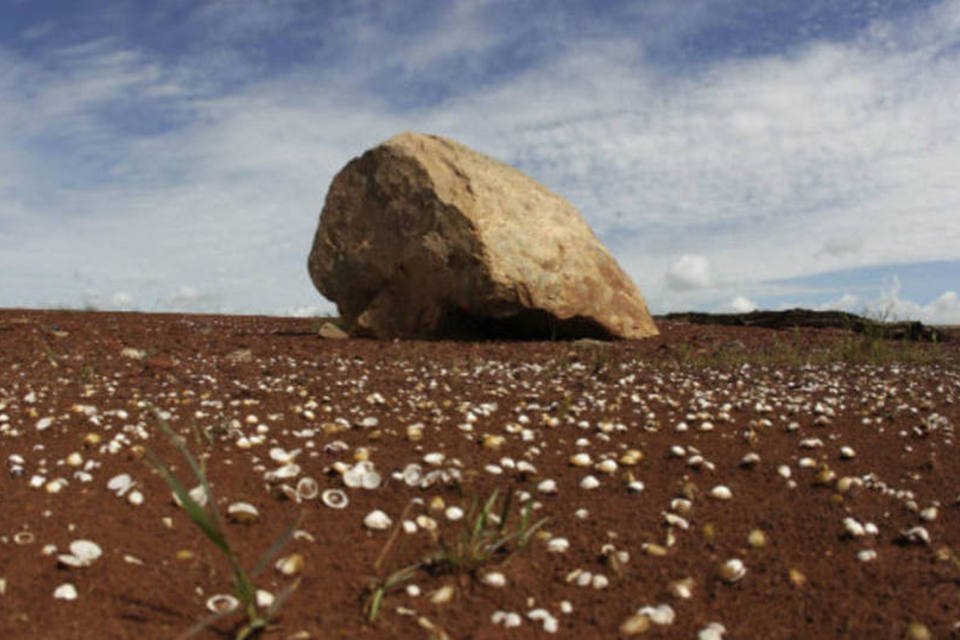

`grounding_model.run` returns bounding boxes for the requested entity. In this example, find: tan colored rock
[317,322,348,340]
[307,132,658,340]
